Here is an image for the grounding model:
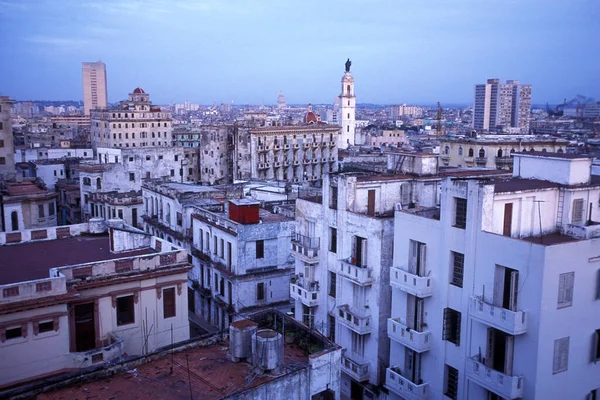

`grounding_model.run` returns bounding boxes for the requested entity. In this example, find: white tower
[339,59,356,149]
